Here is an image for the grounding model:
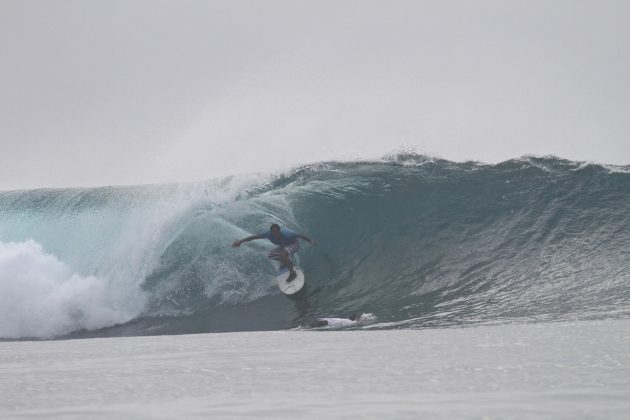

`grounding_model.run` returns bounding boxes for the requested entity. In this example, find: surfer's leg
[283,242,300,281]
[267,246,287,265]
[269,243,299,281]
[268,247,296,279]
[280,250,297,281]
